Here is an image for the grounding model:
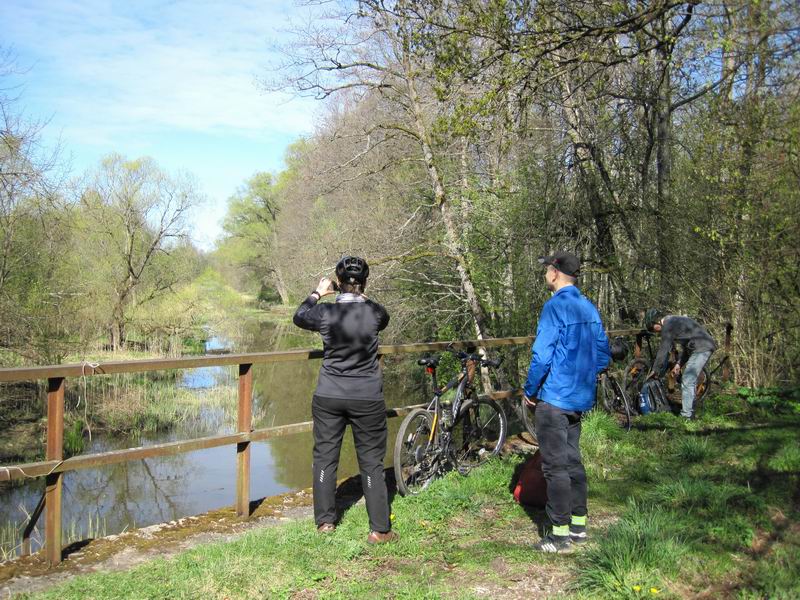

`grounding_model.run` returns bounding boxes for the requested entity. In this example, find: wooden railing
[0,331,643,566]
